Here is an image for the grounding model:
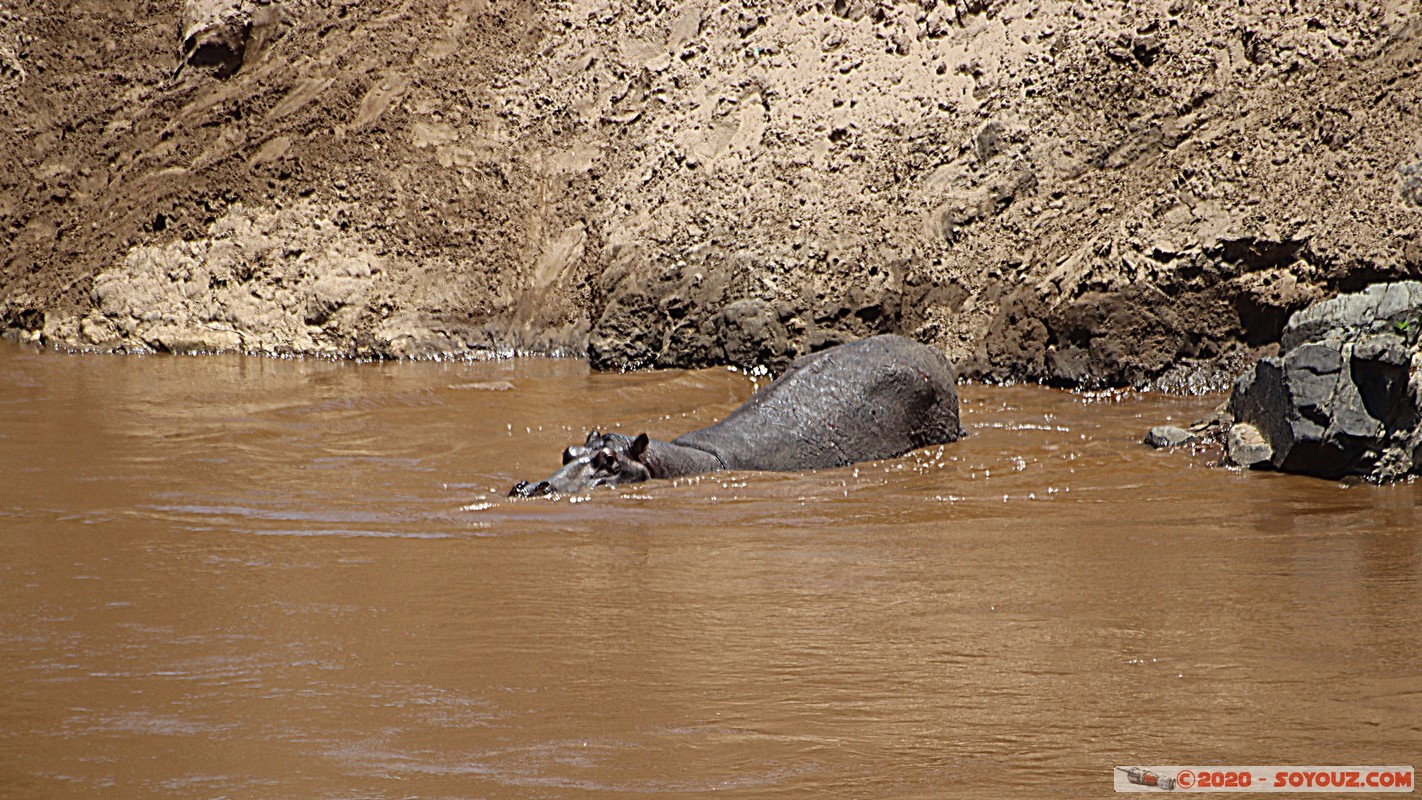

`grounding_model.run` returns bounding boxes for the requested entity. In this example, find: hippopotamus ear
[630,432,649,461]
[585,429,601,445]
